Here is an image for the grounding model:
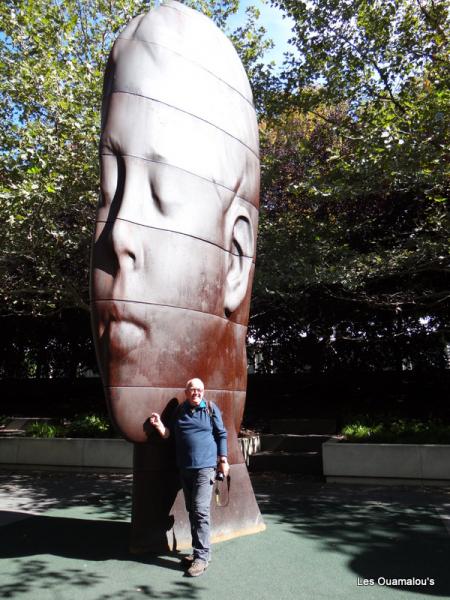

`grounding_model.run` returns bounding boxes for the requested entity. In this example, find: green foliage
[257,104,449,304]
[249,0,449,372]
[25,421,64,438]
[251,104,449,372]
[2,0,448,374]
[25,414,115,438]
[65,414,114,438]
[0,0,153,316]
[269,0,450,213]
[227,3,276,111]
[0,0,271,318]
[0,311,97,378]
[342,419,450,444]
